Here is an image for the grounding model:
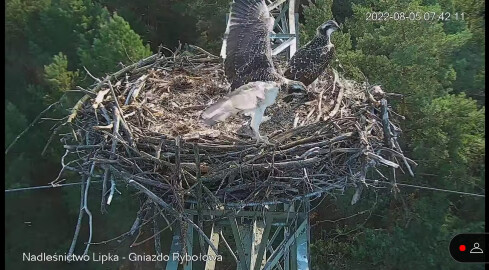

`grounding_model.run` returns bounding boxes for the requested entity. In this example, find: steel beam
[273,3,289,29]
[295,223,309,269]
[241,222,253,267]
[272,38,295,56]
[204,224,221,270]
[288,204,297,270]
[220,13,231,58]
[184,209,304,220]
[262,218,308,270]
[175,195,311,270]
[288,0,296,57]
[253,216,274,270]
[230,217,250,270]
[268,0,287,11]
[184,223,194,270]
[166,225,182,270]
